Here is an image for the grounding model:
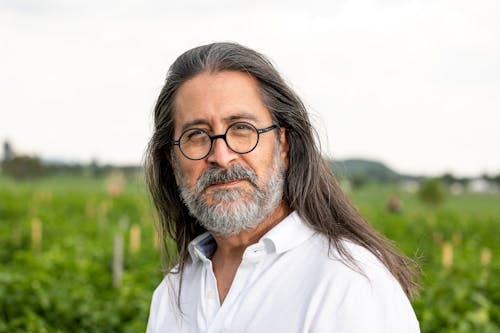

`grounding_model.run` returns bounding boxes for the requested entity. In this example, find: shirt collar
[188,232,216,262]
[260,211,316,254]
[188,211,316,262]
